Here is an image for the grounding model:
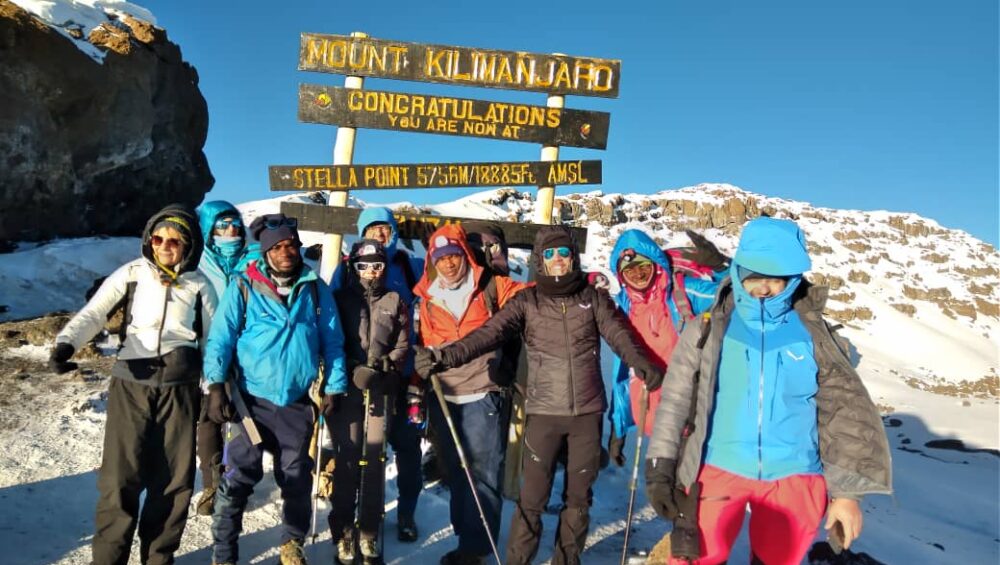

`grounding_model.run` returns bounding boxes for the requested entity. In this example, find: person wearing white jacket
[50,204,217,565]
